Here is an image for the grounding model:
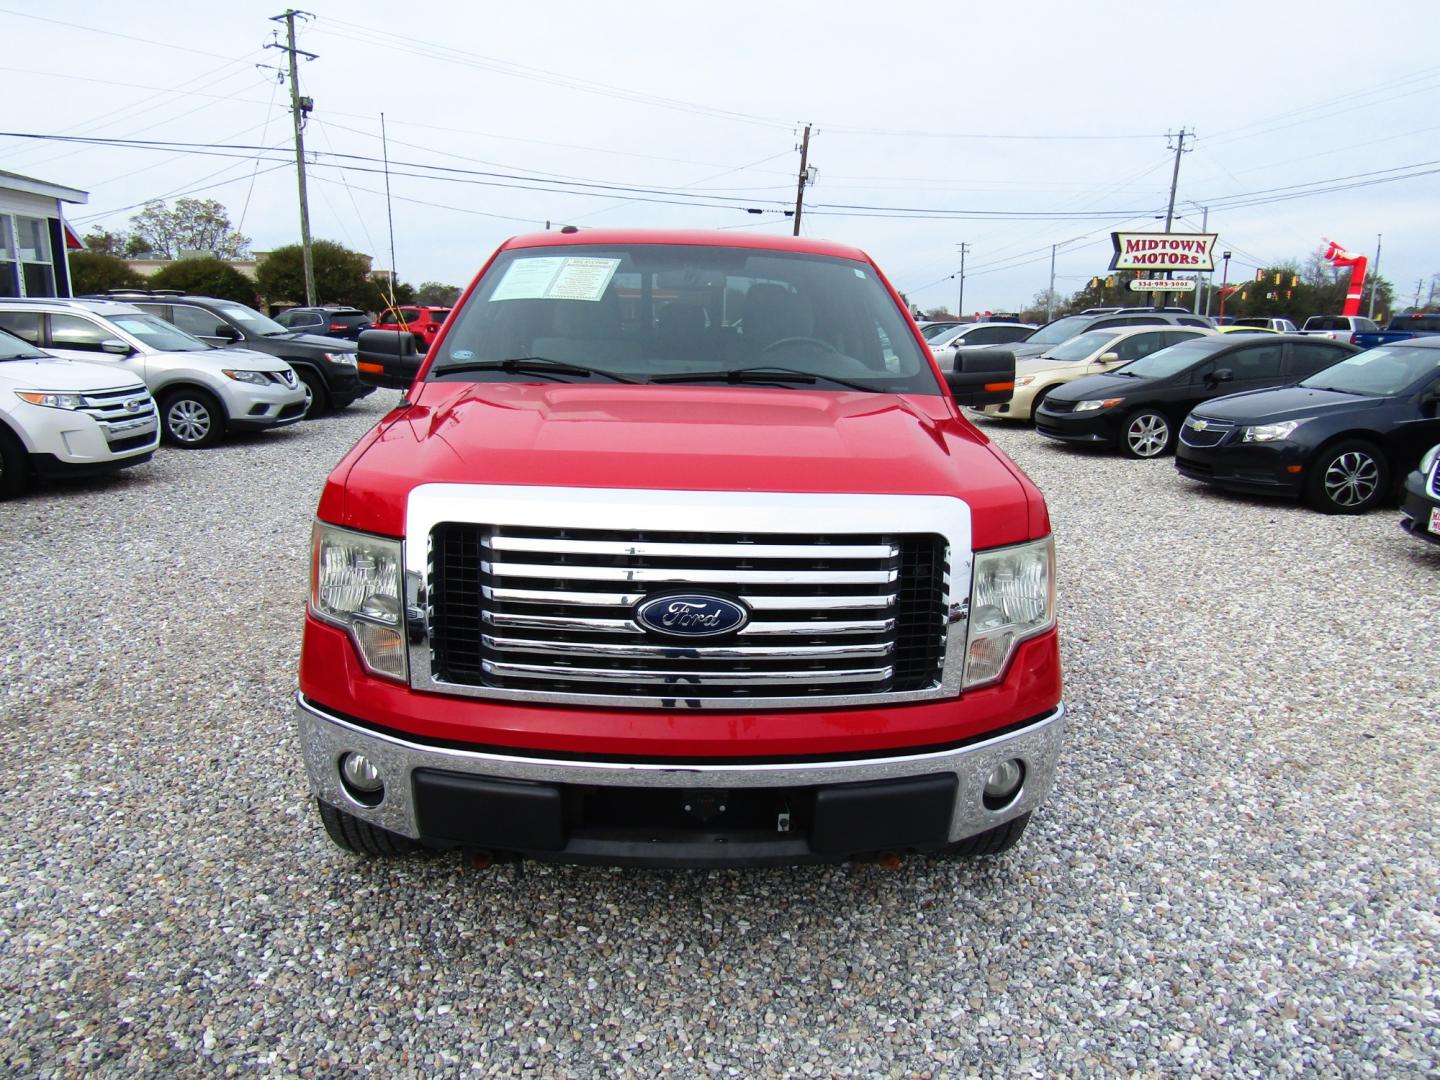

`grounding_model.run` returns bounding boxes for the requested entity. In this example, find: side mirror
[100,338,132,355]
[944,348,1015,407]
[1205,368,1234,387]
[357,328,422,389]
[215,324,241,343]
[1098,351,1120,364]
